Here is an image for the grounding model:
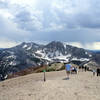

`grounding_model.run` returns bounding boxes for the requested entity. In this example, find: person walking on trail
[65,63,72,79]
[93,69,96,76]
[97,68,100,76]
